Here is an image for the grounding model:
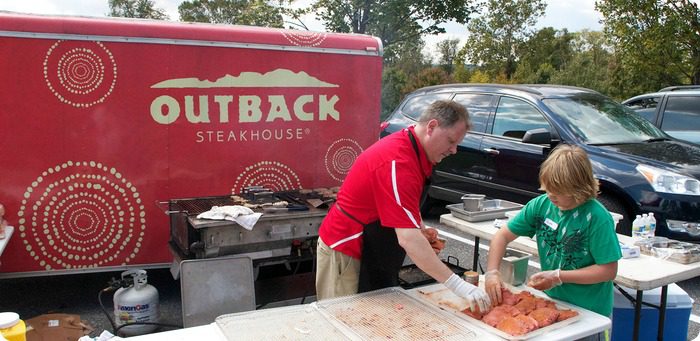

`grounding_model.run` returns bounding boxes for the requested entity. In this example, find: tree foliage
[311,0,477,50]
[436,38,461,74]
[178,0,288,27]
[596,0,700,93]
[108,0,169,19]
[460,0,546,80]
